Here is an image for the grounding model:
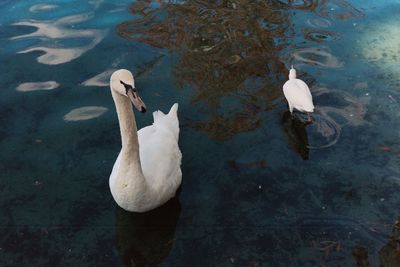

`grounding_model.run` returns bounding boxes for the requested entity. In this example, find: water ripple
[315,87,370,127]
[11,13,106,65]
[29,4,59,13]
[304,86,370,149]
[291,46,343,68]
[292,0,363,20]
[63,106,108,122]
[307,18,332,28]
[307,113,341,149]
[16,81,59,92]
[82,69,116,87]
[303,29,340,43]
[315,0,364,20]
